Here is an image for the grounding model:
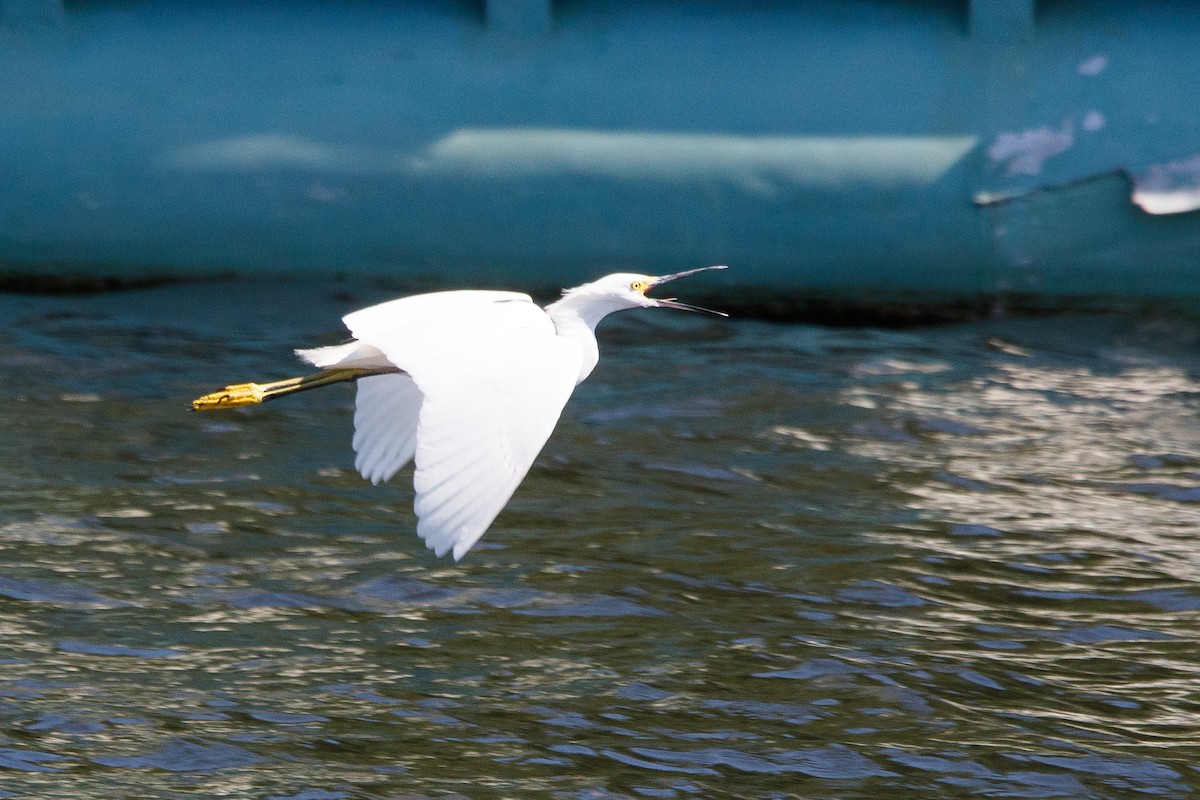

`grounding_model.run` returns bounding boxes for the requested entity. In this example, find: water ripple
[92,739,265,771]
[1,286,1199,797]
